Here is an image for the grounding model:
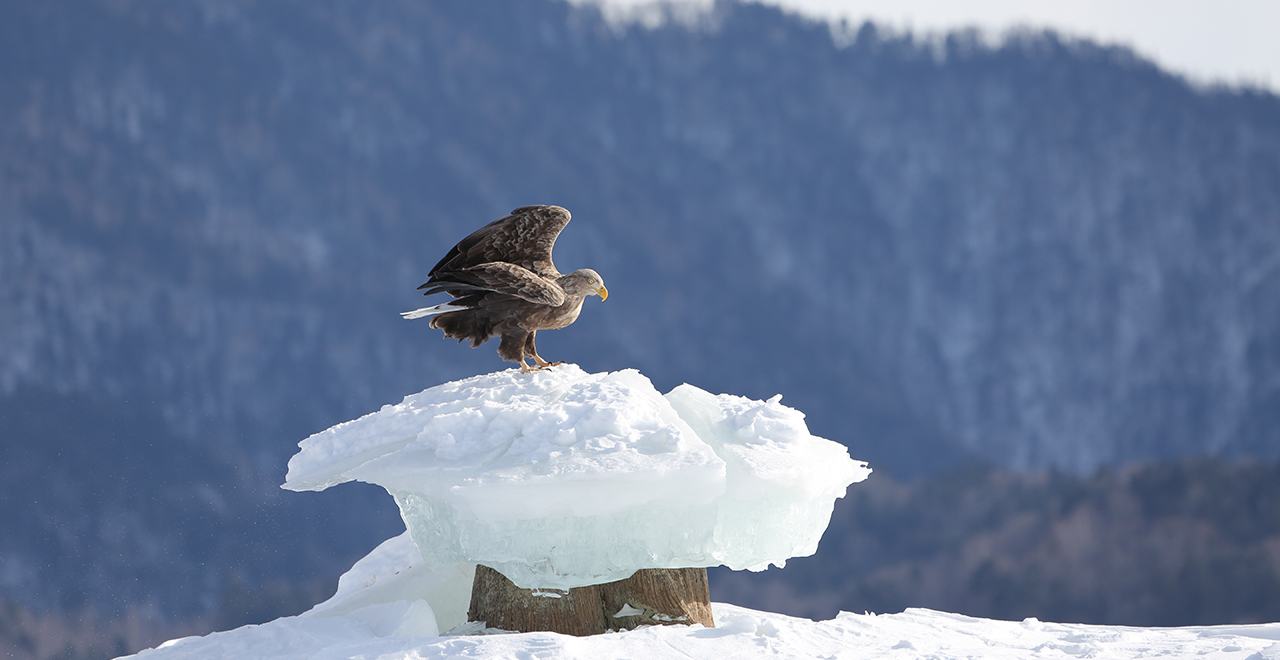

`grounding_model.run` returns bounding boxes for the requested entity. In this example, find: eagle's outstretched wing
[418,262,566,306]
[422,205,571,285]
